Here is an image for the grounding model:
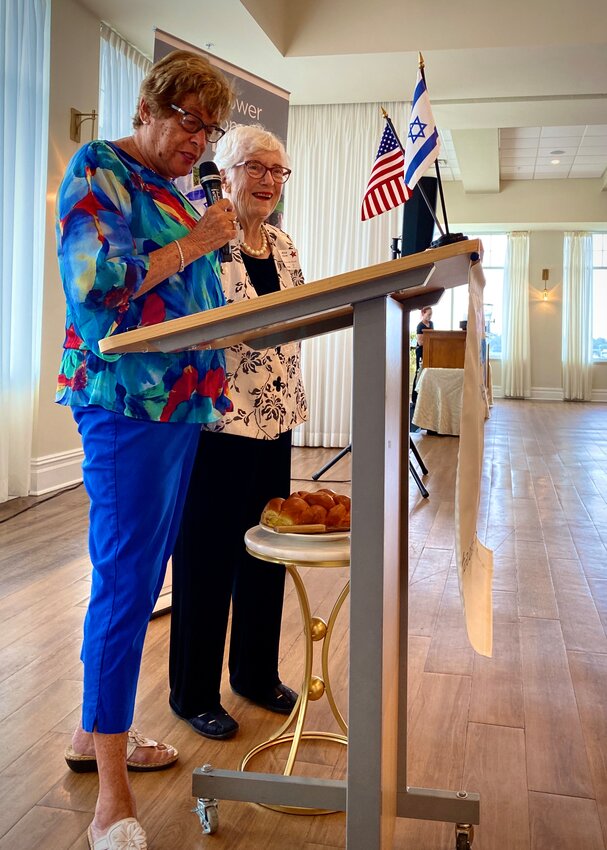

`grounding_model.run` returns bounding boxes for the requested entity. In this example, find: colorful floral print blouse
[55,140,231,423]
